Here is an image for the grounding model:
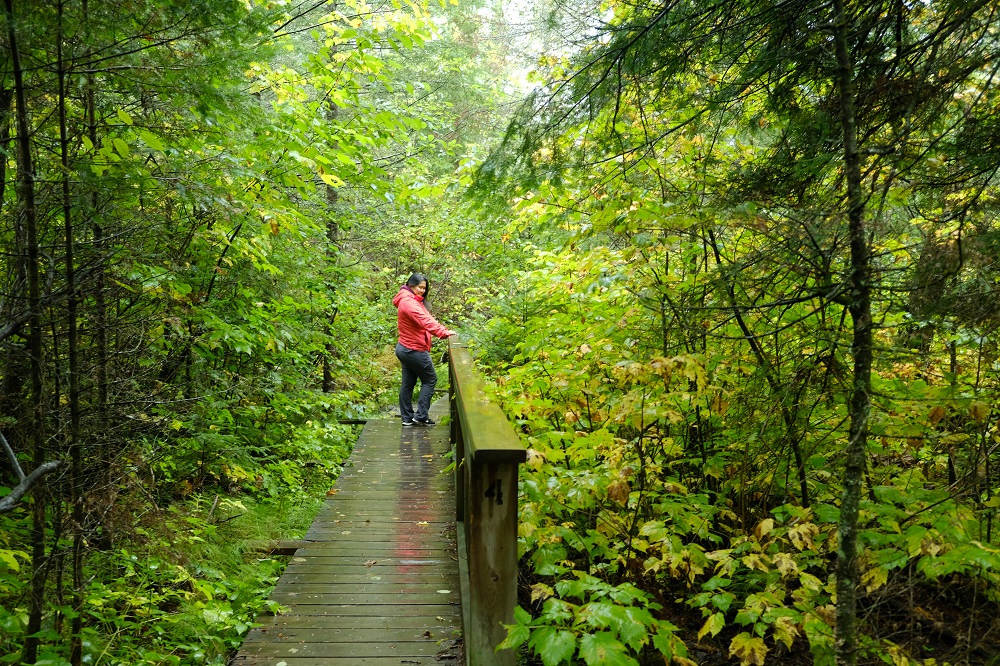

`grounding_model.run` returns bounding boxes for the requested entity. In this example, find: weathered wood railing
[448,338,526,666]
